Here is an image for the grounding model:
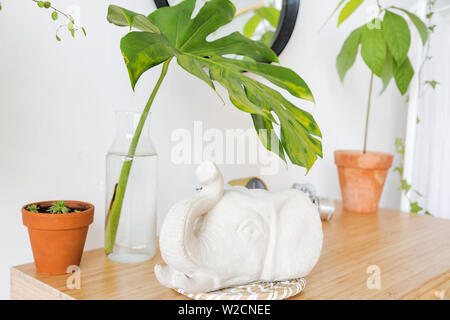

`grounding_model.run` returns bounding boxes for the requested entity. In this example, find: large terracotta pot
[334,150,393,213]
[22,200,94,275]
